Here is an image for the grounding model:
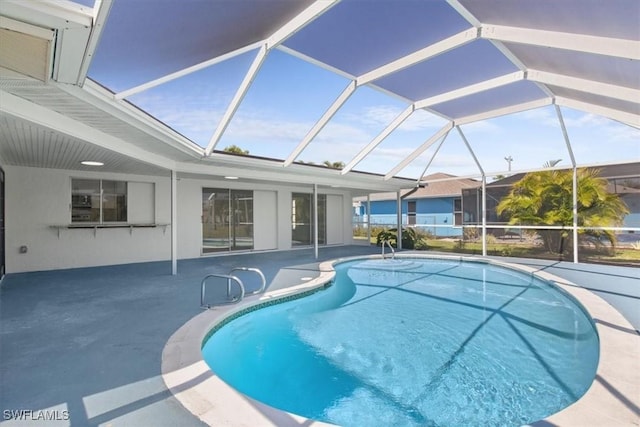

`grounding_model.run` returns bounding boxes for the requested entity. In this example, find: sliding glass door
[202,188,253,253]
[291,192,326,246]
